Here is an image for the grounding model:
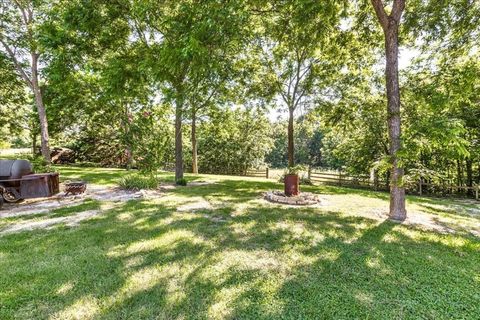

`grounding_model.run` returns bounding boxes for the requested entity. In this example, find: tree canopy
[1,0,479,218]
